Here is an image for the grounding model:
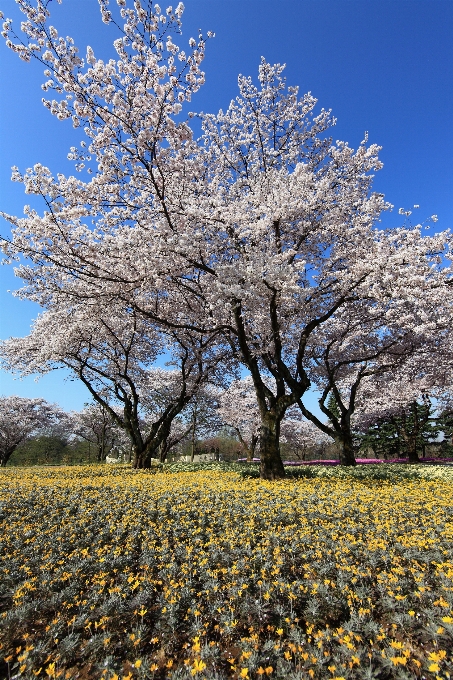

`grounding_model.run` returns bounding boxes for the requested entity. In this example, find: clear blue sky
[1,0,452,411]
